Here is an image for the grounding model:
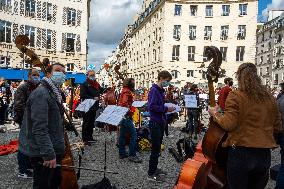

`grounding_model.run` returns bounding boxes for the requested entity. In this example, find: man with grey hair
[80,70,103,145]
[19,63,66,189]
